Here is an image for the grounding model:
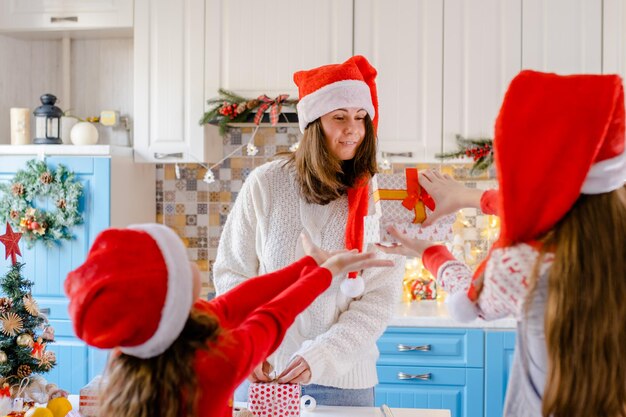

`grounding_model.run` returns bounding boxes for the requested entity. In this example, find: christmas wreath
[0,160,83,247]
[436,134,494,175]
[200,89,298,135]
